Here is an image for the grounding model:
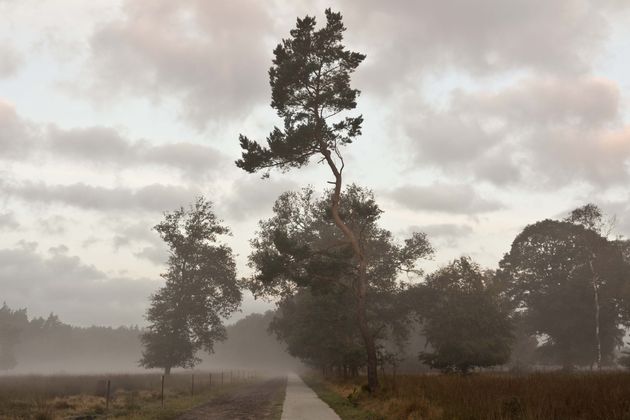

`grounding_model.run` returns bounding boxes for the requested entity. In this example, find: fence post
[230,370,233,383]
[221,371,224,386]
[161,375,165,408]
[105,379,111,410]
[191,374,195,397]
[209,373,212,391]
